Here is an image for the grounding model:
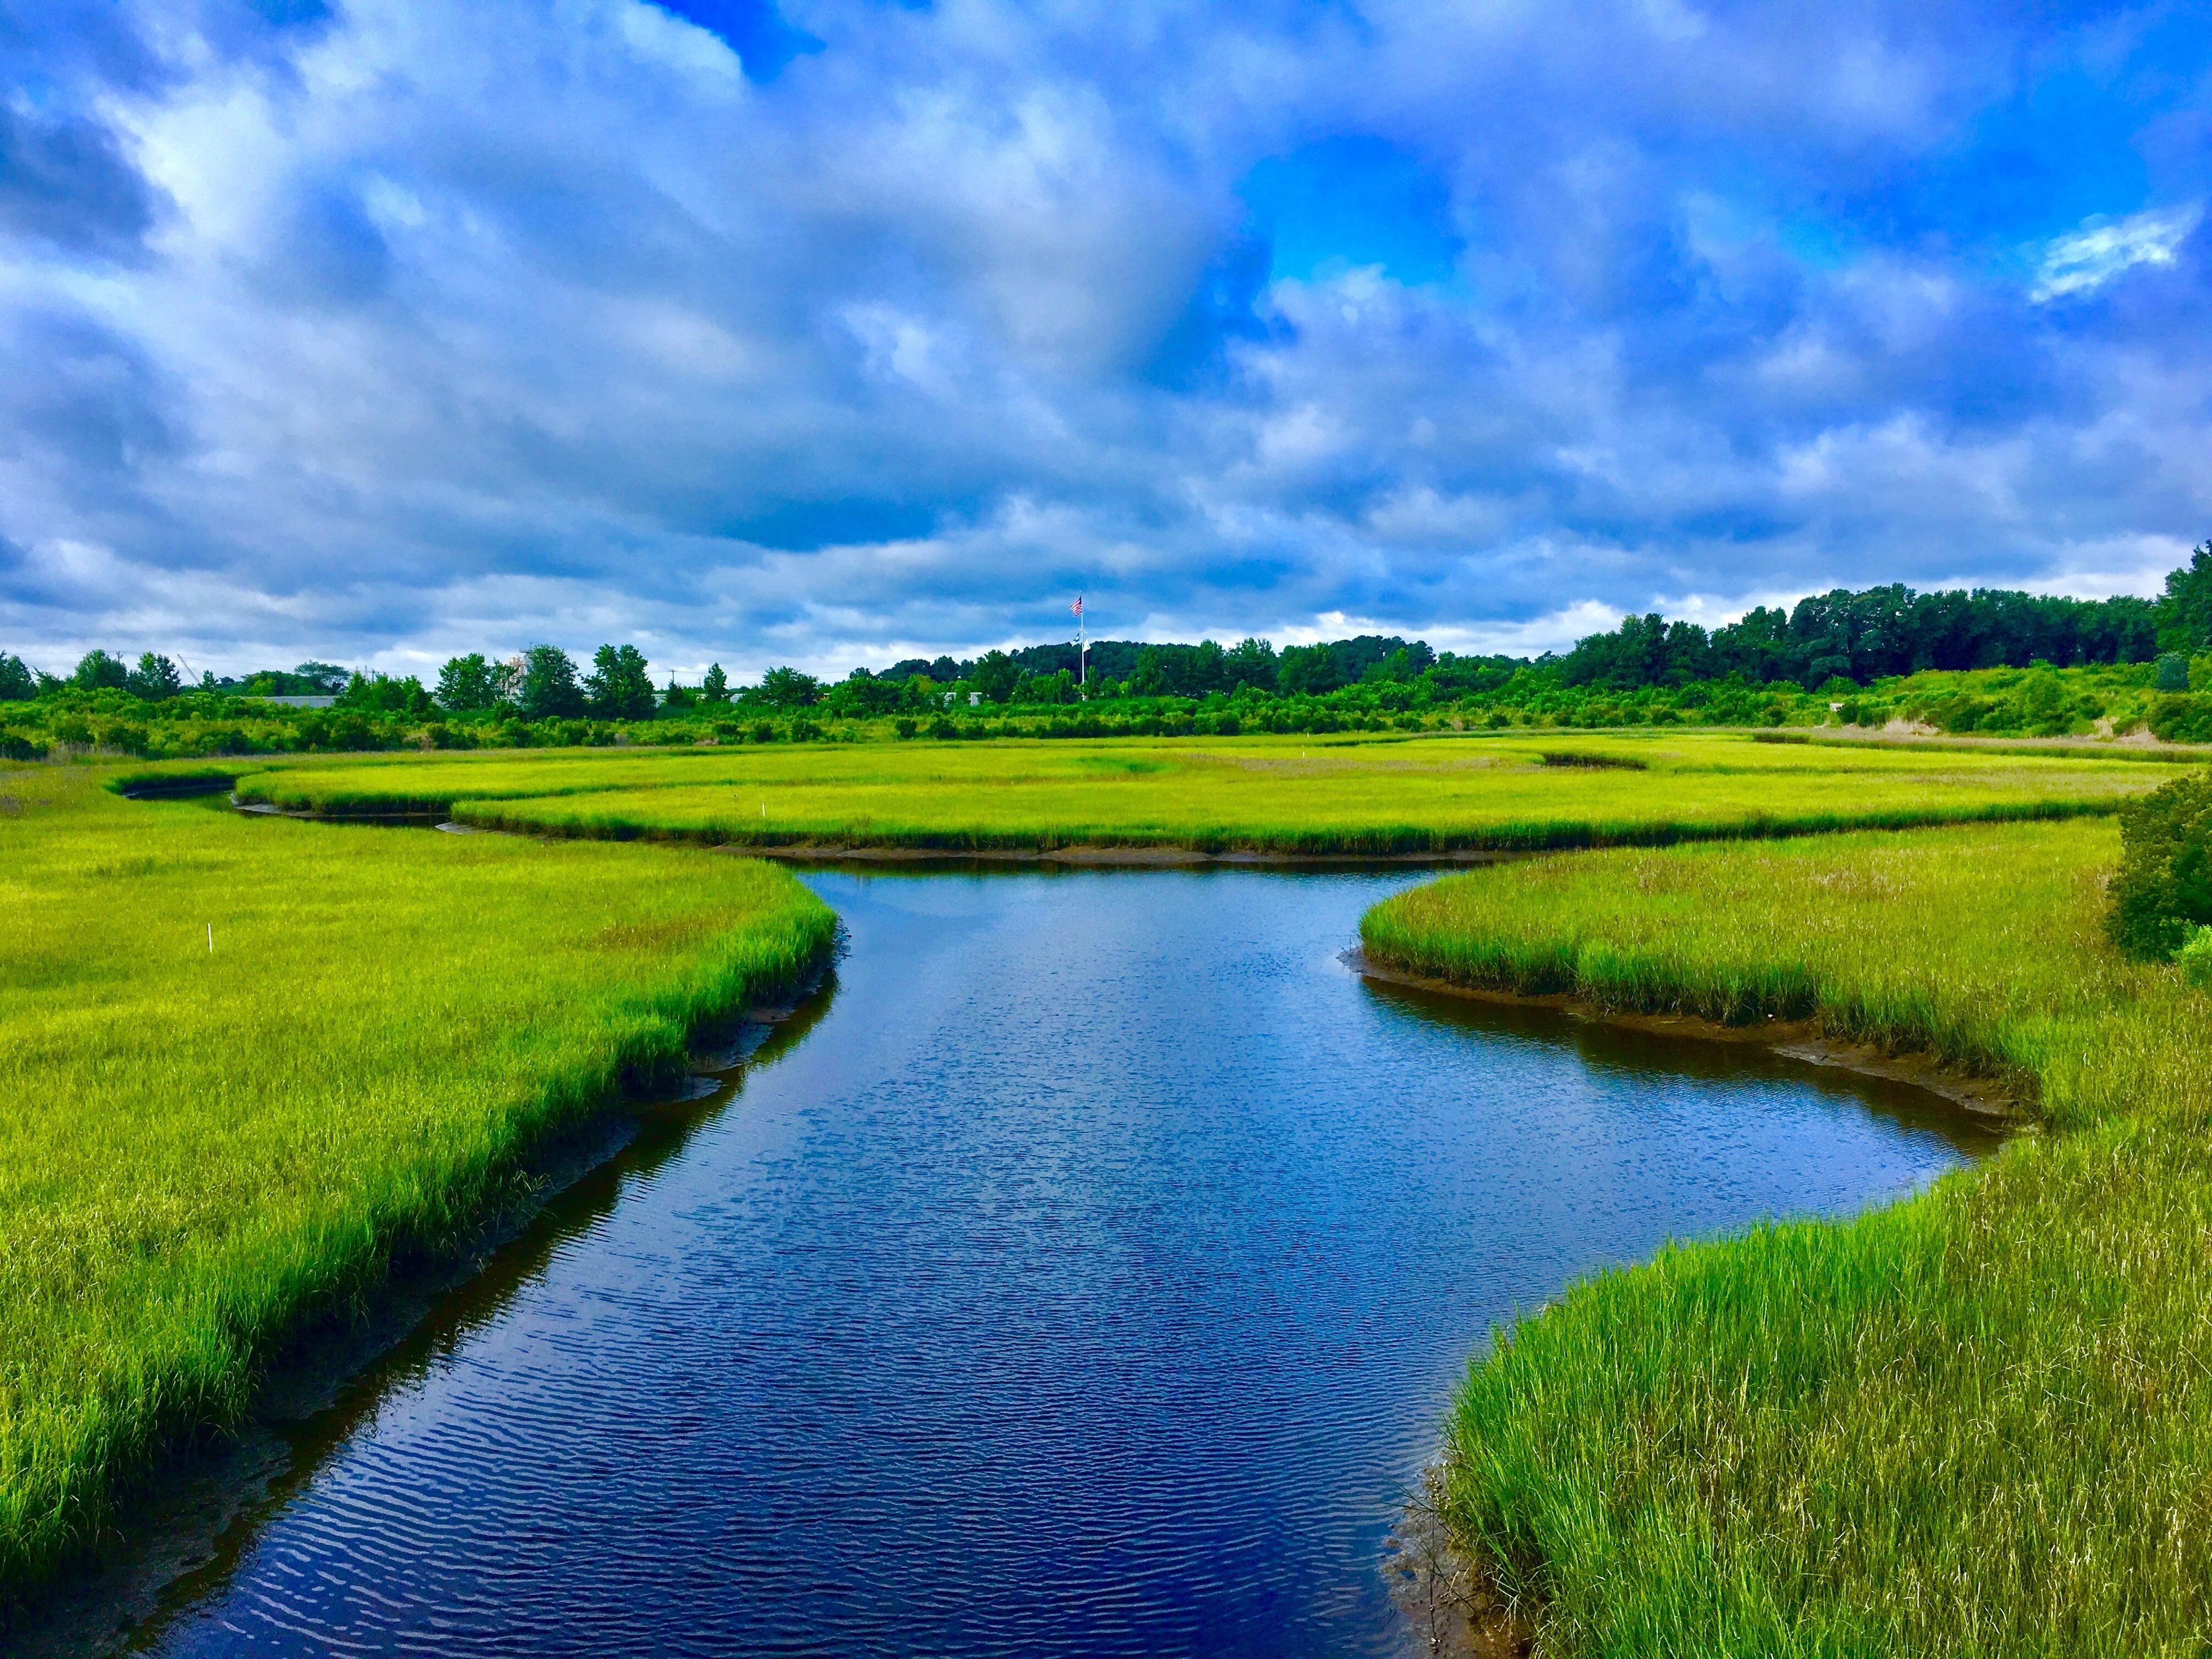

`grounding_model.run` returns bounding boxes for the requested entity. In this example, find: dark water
[135,868,1994,1658]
